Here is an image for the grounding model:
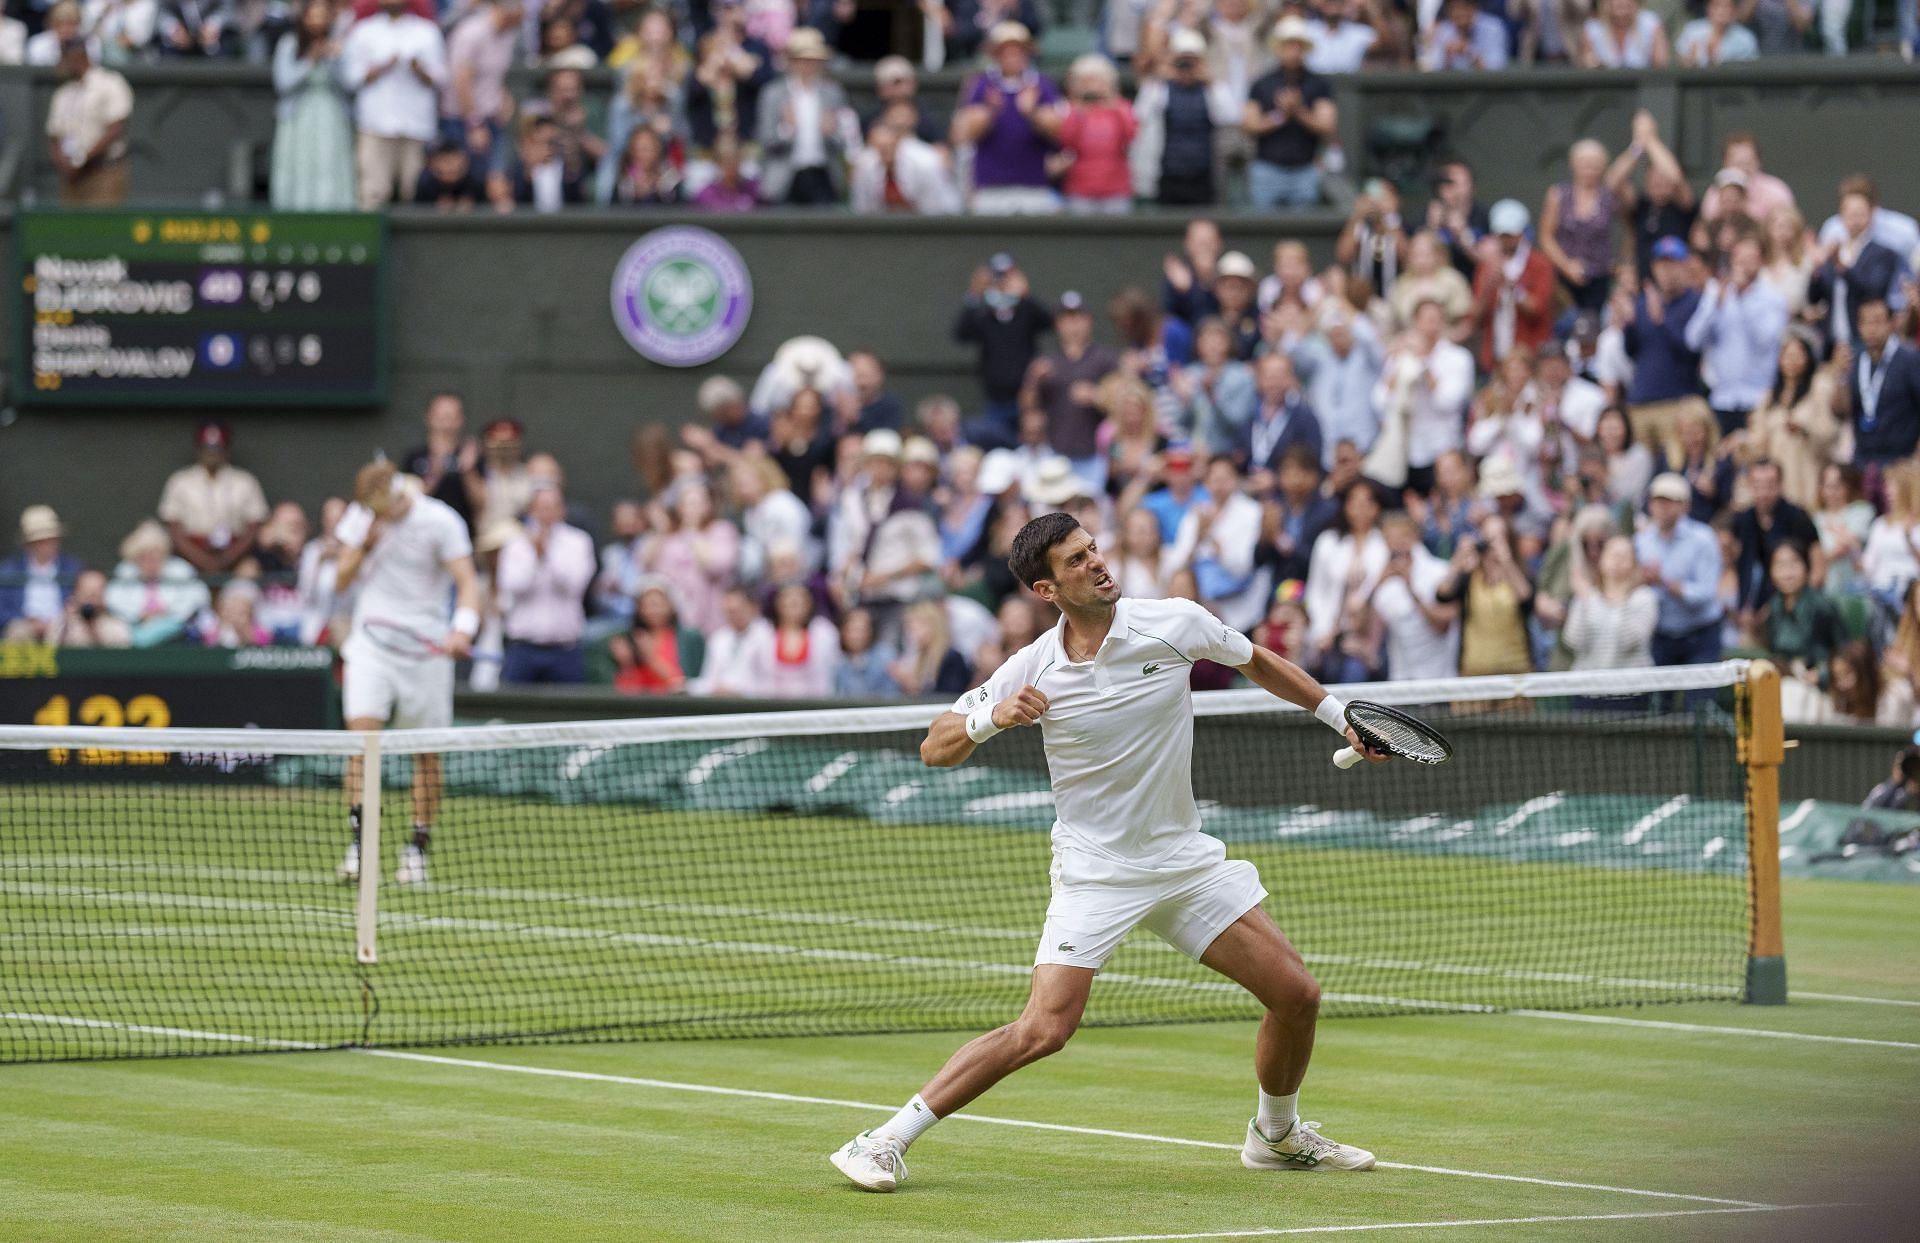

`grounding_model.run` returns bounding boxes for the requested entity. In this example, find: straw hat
[785,27,831,60]
[19,505,64,544]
